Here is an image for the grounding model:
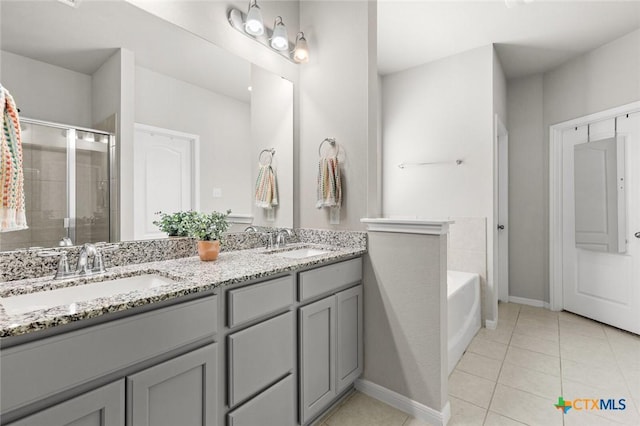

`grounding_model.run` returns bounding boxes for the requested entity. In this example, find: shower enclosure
[0,118,117,251]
